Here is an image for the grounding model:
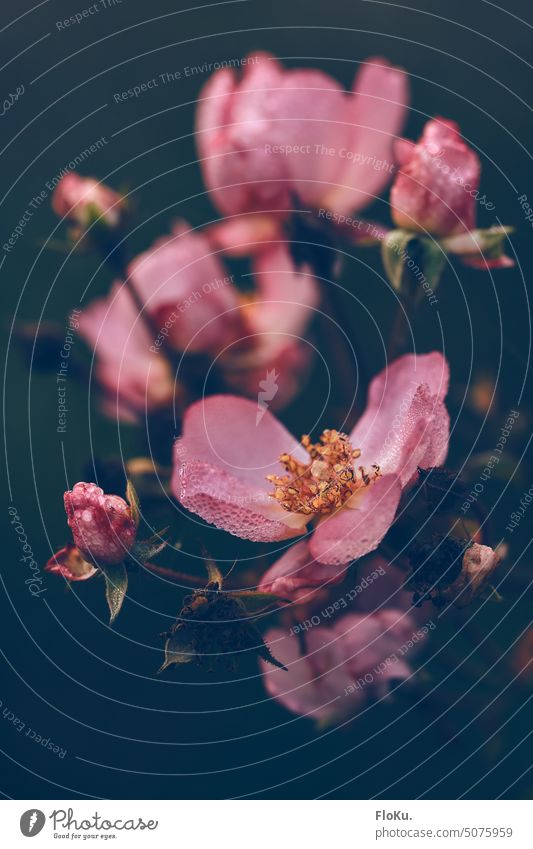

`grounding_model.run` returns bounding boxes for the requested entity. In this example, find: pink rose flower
[196,52,408,218]
[79,231,319,420]
[78,281,176,422]
[45,543,98,581]
[390,118,481,236]
[172,352,449,564]
[127,222,245,354]
[52,174,124,228]
[261,607,422,723]
[64,482,137,566]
